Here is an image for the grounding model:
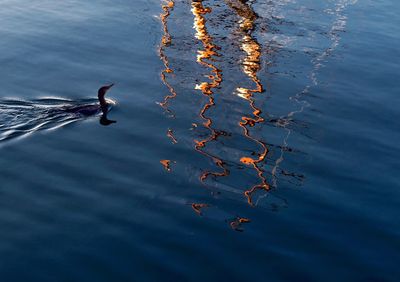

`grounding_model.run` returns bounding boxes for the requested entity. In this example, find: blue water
[0,0,399,281]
